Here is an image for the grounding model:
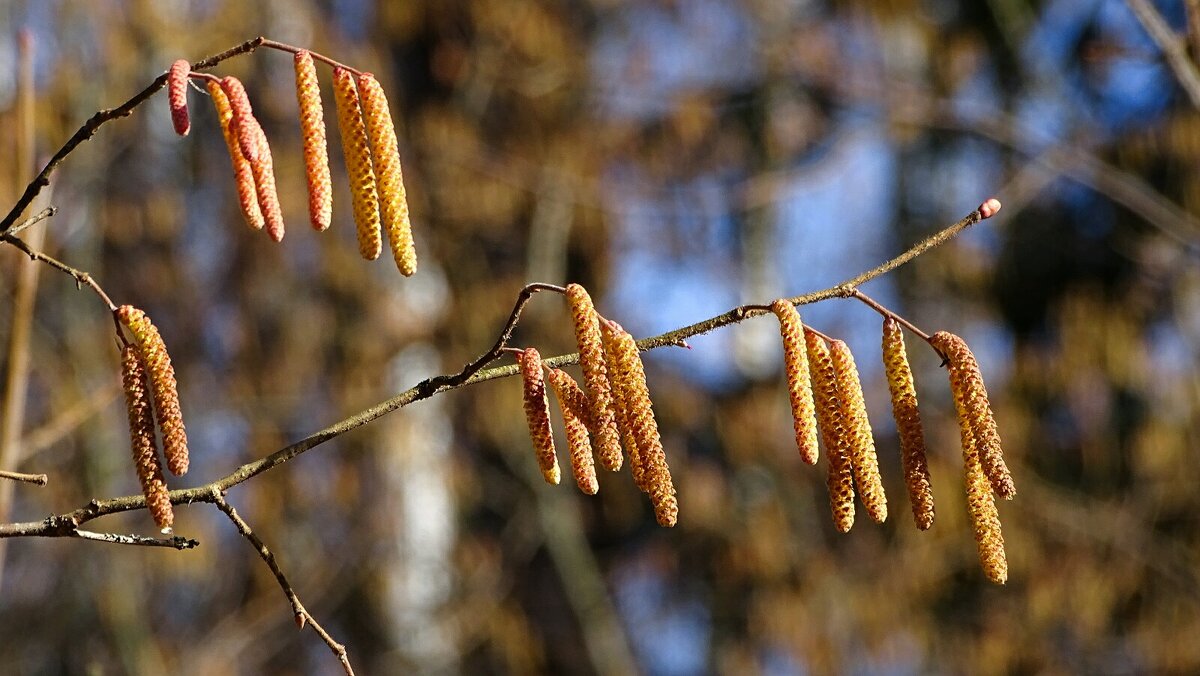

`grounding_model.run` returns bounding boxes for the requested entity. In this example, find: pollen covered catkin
[882,319,934,530]
[294,50,332,232]
[830,340,887,524]
[770,299,819,465]
[565,284,623,472]
[519,348,560,485]
[931,331,1015,500]
[546,368,599,495]
[121,346,174,533]
[207,81,264,231]
[332,67,382,260]
[806,329,855,533]
[249,123,285,243]
[167,59,191,136]
[357,73,416,276]
[117,306,189,477]
[220,76,262,164]
[950,370,1009,584]
[601,321,646,492]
